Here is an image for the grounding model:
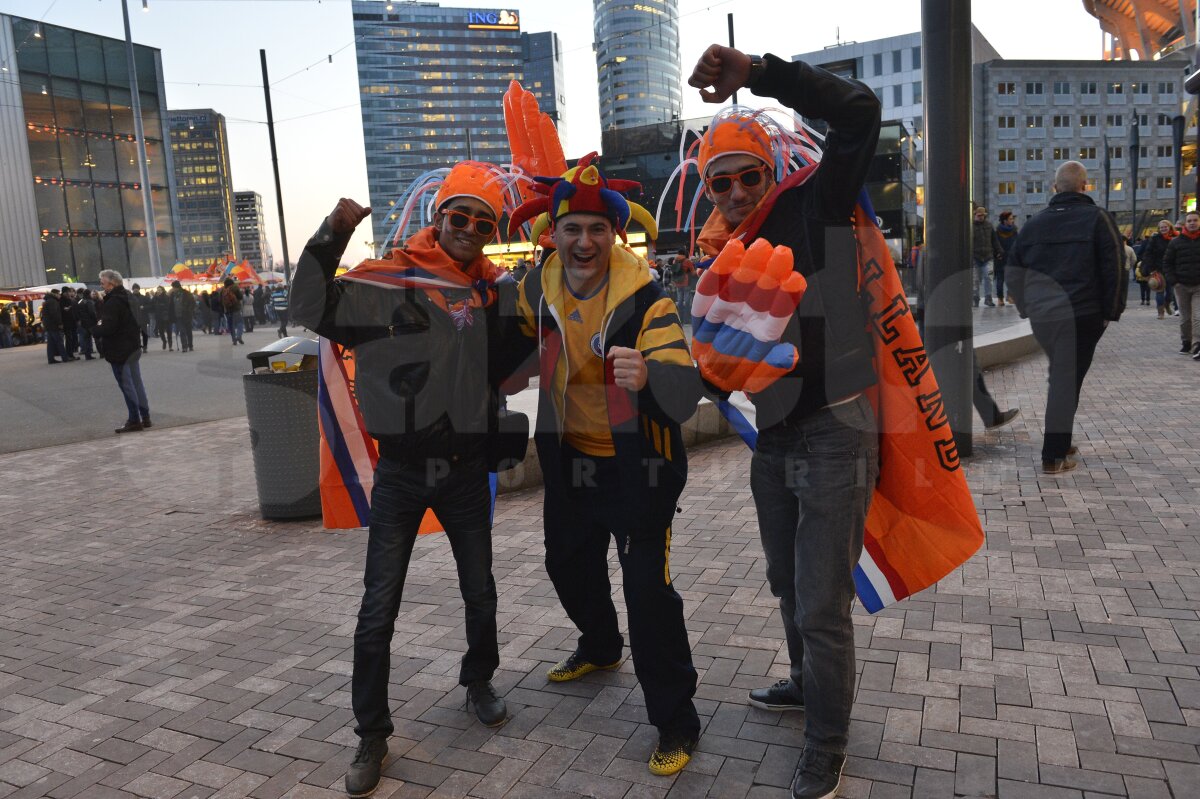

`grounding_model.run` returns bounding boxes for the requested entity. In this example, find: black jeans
[1030,313,1106,462]
[750,395,879,754]
[545,447,700,738]
[178,317,194,351]
[972,357,1002,426]
[352,454,498,740]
